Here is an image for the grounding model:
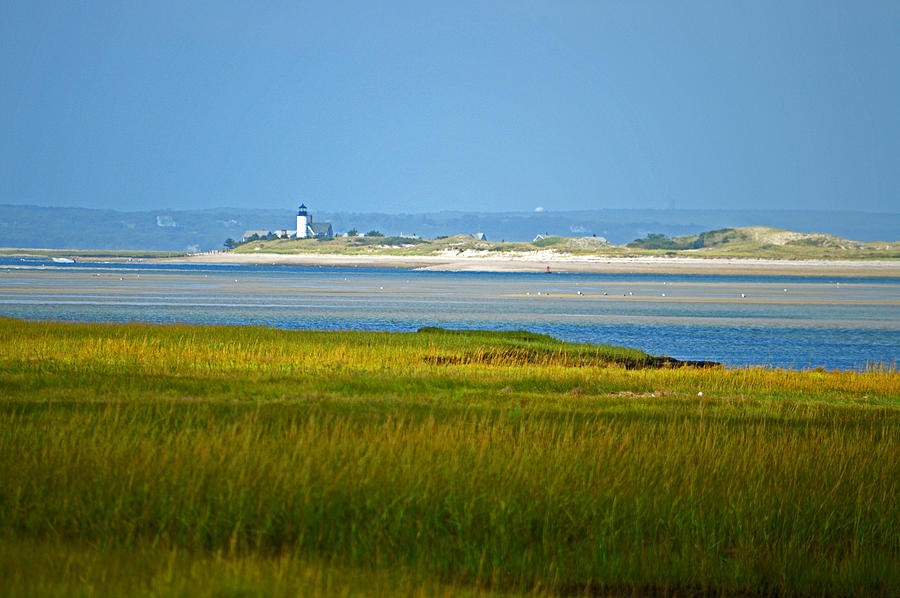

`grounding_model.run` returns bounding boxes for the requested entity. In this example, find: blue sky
[2,1,897,213]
